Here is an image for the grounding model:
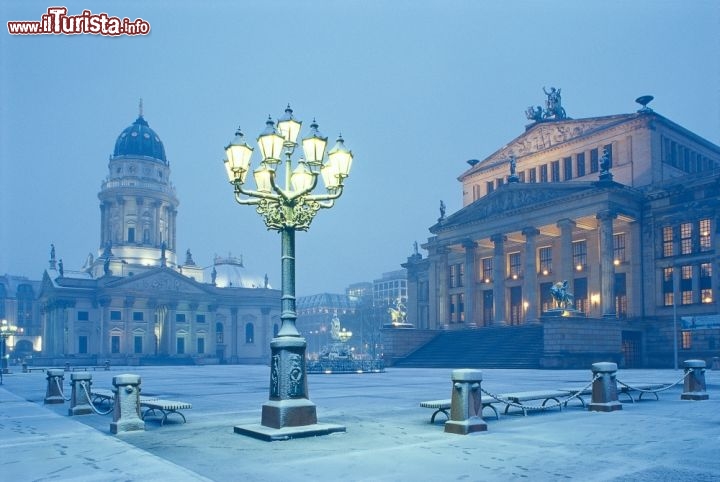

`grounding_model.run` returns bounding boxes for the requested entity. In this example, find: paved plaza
[1,364,719,481]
